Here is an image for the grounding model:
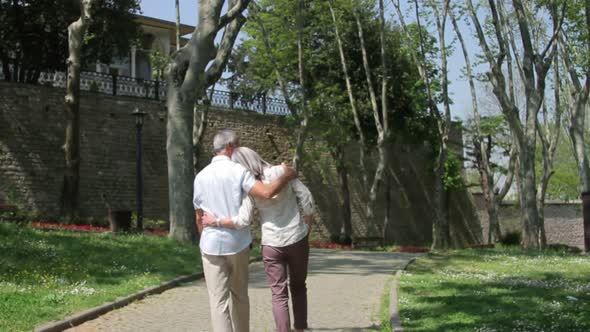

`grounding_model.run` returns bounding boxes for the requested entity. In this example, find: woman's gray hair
[213,129,239,153]
[231,147,271,180]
